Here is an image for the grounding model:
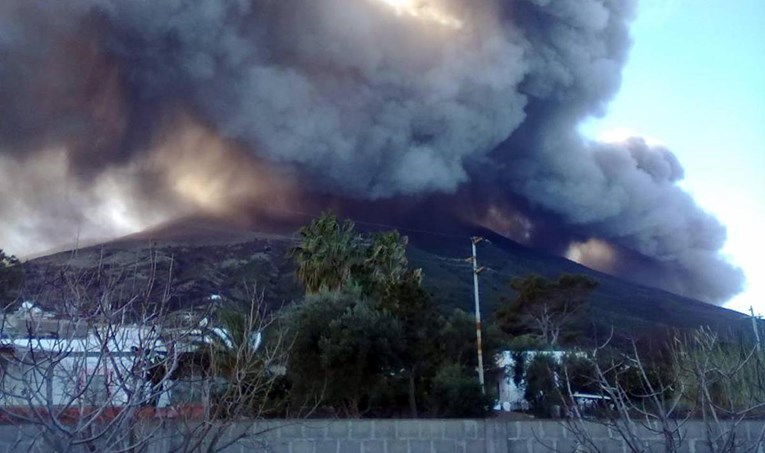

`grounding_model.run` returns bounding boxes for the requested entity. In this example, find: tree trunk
[408,370,418,418]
